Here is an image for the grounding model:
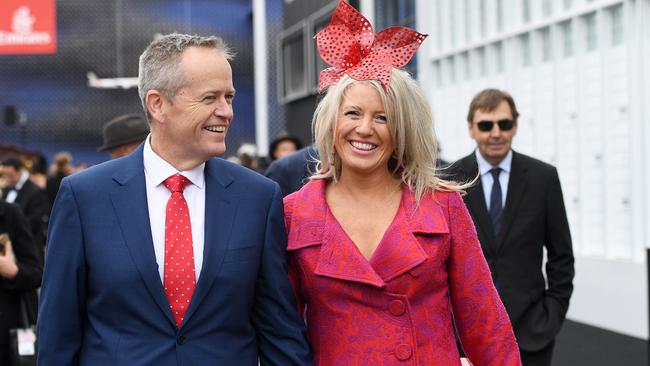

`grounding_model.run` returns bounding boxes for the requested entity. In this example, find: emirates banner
[0,0,56,54]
